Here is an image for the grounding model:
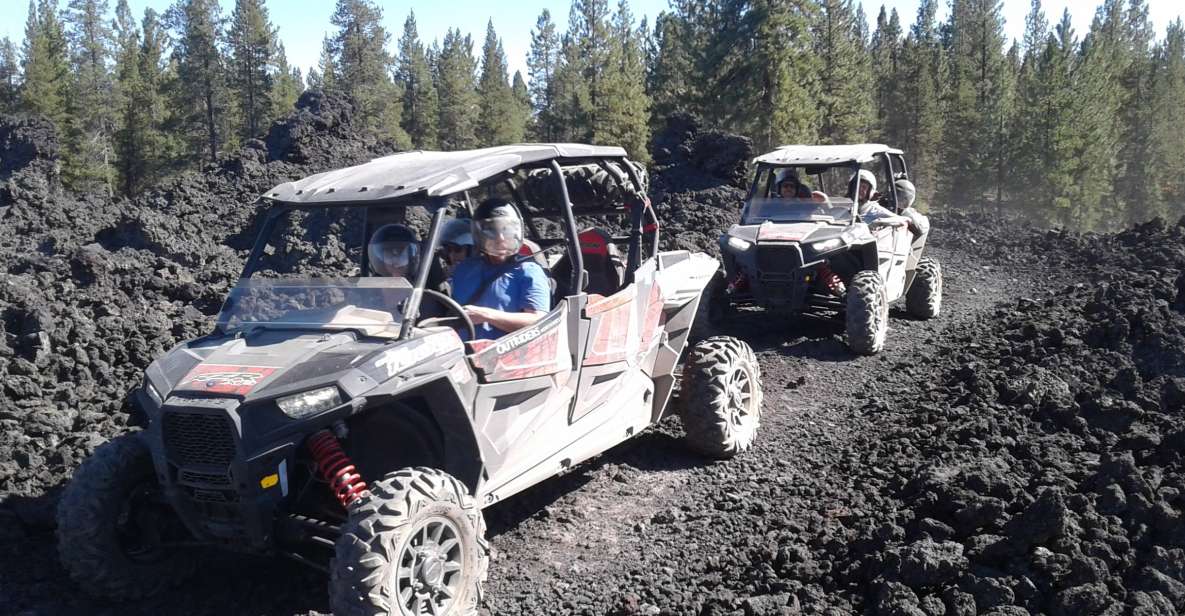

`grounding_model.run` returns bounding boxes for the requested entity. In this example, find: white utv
[709,144,942,354]
[55,145,764,615]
